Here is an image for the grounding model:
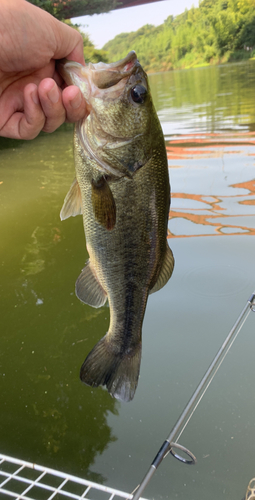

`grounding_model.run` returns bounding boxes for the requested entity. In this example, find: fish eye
[130,85,147,104]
